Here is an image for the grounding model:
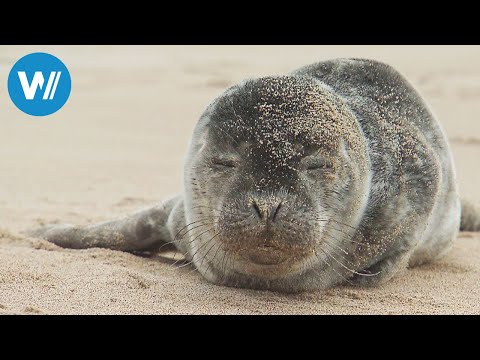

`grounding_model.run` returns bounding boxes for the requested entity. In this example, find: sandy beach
[0,45,479,314]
